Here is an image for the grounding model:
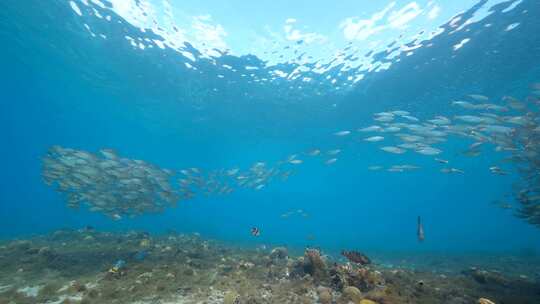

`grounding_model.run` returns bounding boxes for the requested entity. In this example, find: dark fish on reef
[251,227,260,237]
[134,250,148,261]
[341,250,371,265]
[82,225,94,232]
[417,216,425,242]
[108,259,127,277]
